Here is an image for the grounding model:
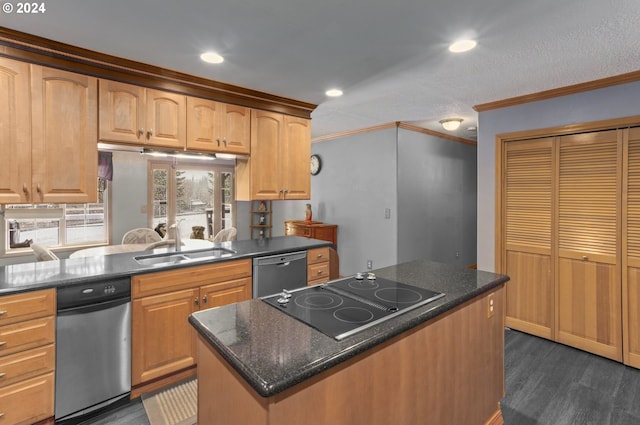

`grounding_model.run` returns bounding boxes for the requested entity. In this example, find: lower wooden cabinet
[131,260,252,391]
[0,289,55,424]
[307,247,330,285]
